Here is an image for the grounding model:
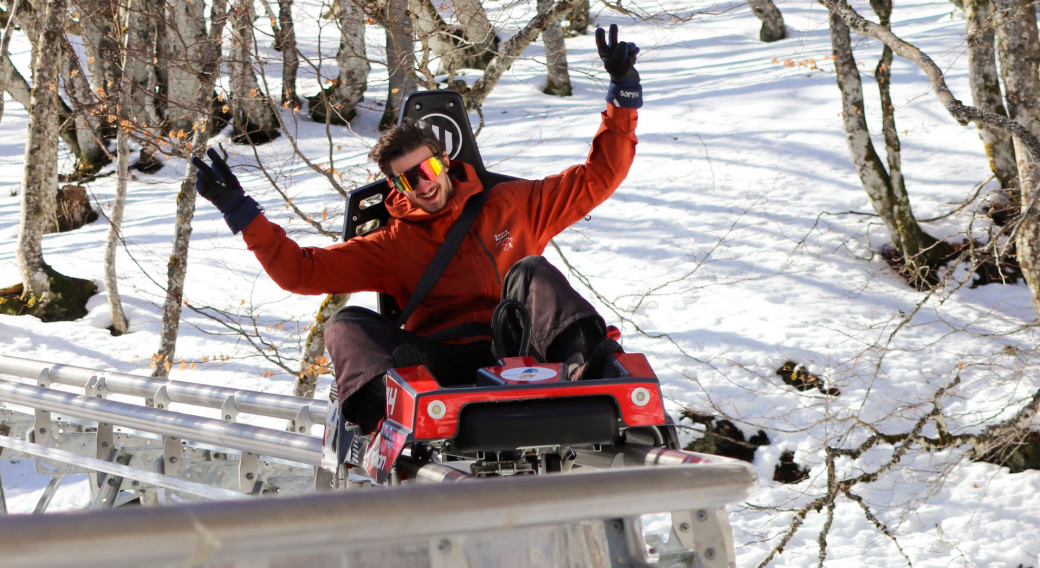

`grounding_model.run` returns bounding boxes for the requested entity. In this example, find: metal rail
[0,379,322,465]
[0,462,757,568]
[0,436,246,501]
[0,355,328,425]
